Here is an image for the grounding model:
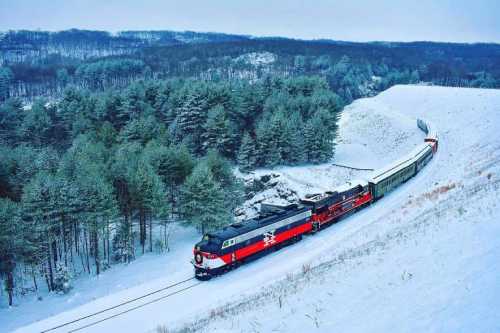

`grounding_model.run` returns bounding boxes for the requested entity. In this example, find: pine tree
[0,67,13,102]
[304,109,336,163]
[56,68,70,89]
[286,113,307,164]
[202,105,234,157]
[180,164,230,234]
[0,98,23,145]
[237,132,257,172]
[19,100,53,147]
[129,158,166,254]
[176,91,208,154]
[0,198,20,306]
[146,143,195,217]
[118,115,165,145]
[204,150,244,213]
[21,171,58,291]
[232,85,264,130]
